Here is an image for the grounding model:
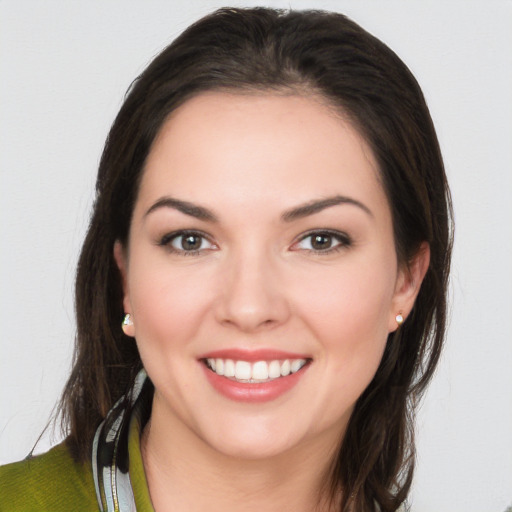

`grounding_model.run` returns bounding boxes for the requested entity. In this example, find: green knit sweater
[0,413,154,511]
[0,442,98,511]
